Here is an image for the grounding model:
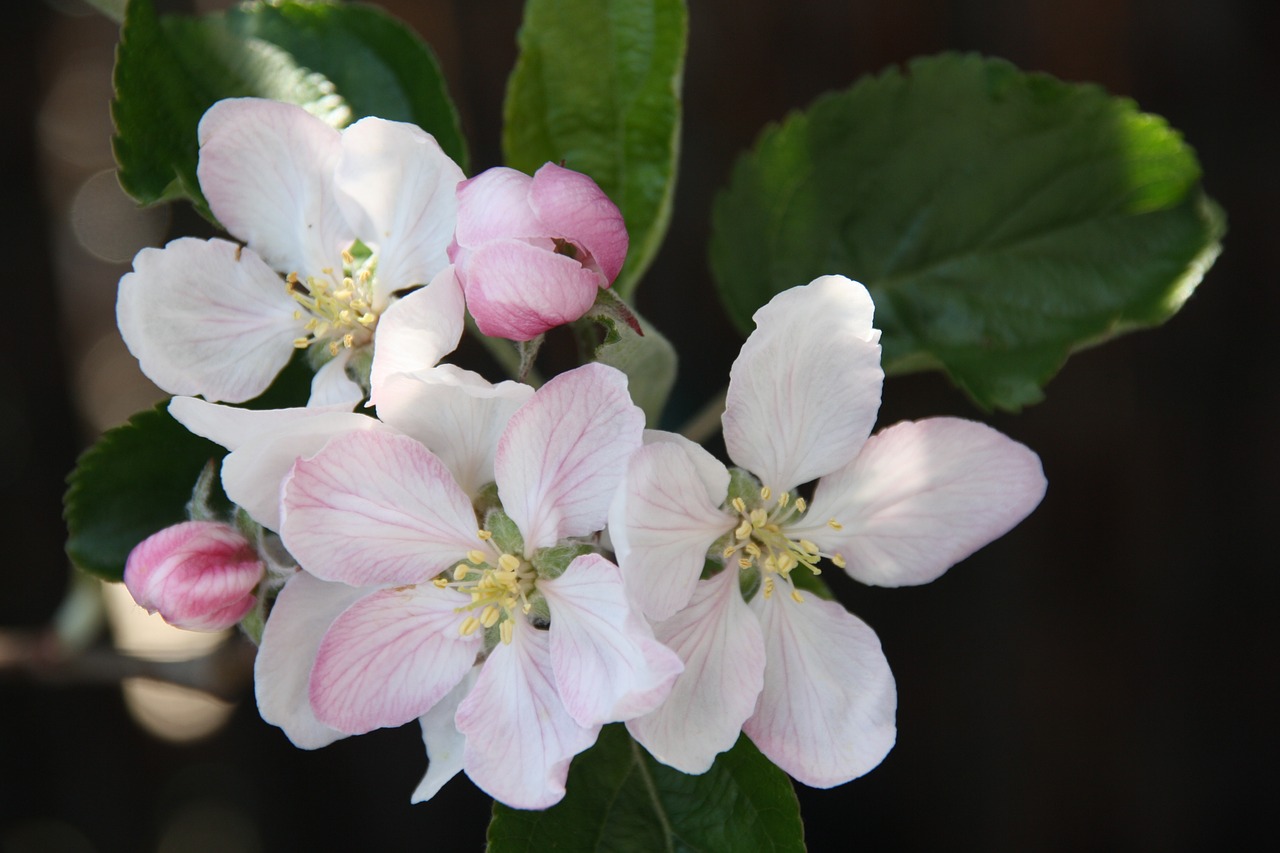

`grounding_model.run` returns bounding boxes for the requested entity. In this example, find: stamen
[500,620,514,645]
[827,518,843,530]
[731,497,747,514]
[734,520,753,540]
[794,497,807,513]
[760,485,772,501]
[831,553,847,569]
[432,576,449,588]
[778,491,790,507]
[467,550,487,565]
[790,589,805,604]
[498,554,521,573]
[477,530,493,541]
[459,616,481,636]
